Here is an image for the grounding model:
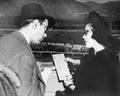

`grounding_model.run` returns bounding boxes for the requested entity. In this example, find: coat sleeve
[9,52,45,96]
